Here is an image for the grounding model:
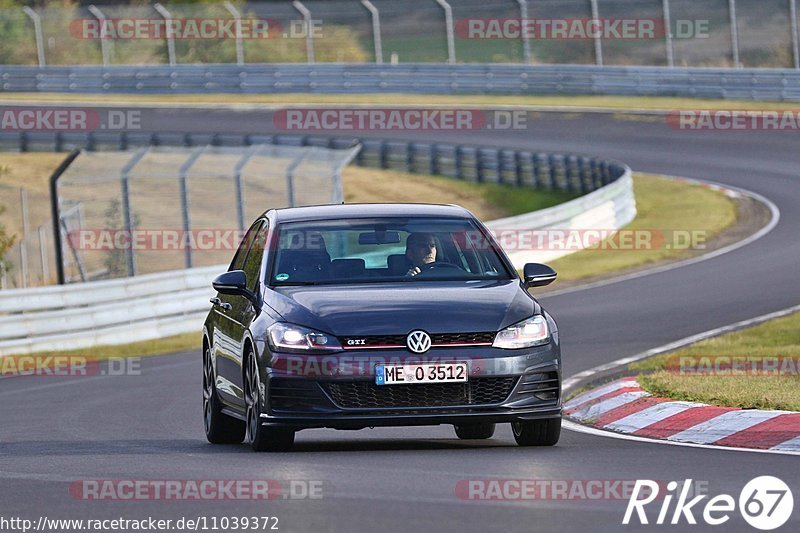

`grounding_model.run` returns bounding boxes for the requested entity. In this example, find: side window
[242,222,268,291]
[229,221,261,272]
